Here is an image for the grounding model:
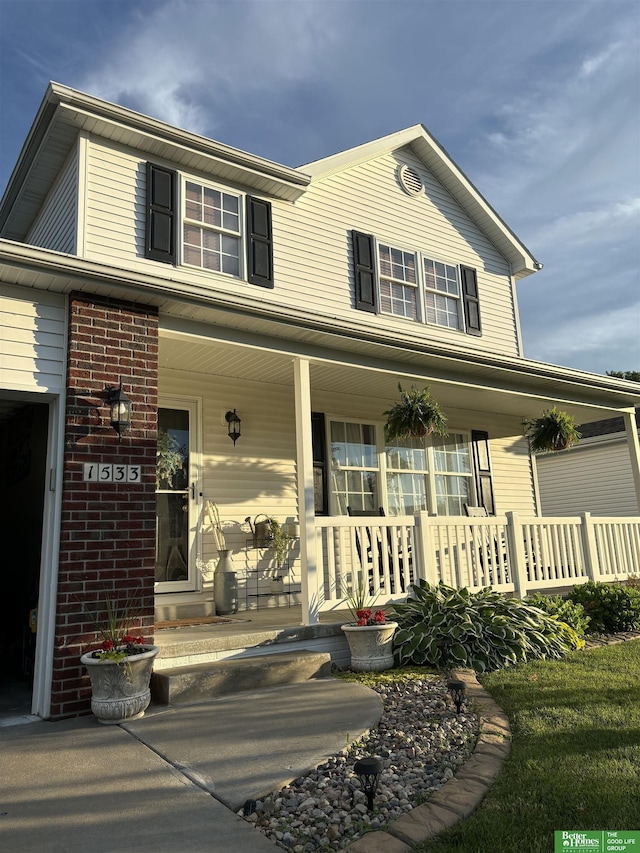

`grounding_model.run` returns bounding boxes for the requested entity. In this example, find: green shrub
[526,592,590,637]
[568,581,640,633]
[626,575,640,593]
[391,581,582,673]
